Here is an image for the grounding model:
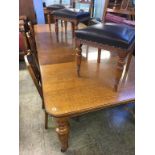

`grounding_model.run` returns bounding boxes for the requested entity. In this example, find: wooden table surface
[41,60,134,117]
[35,24,135,118]
[35,24,135,151]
